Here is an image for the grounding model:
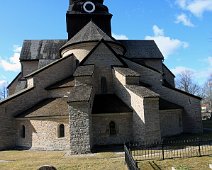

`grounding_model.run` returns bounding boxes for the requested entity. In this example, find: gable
[82,41,125,67]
